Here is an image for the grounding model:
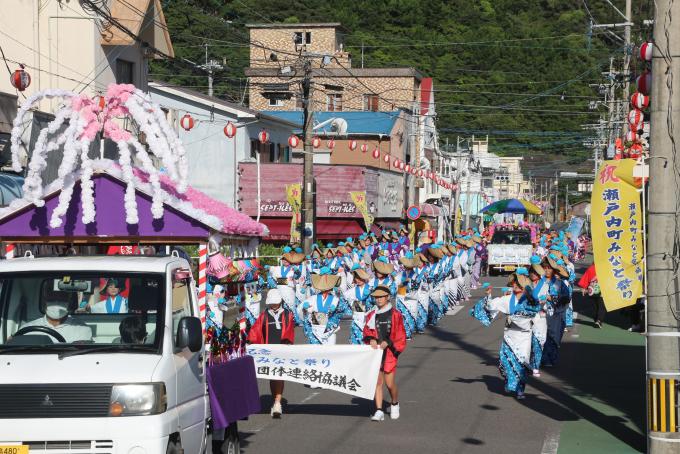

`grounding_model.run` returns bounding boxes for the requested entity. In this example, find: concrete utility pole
[301,60,315,254]
[622,0,633,136]
[464,154,473,230]
[647,0,680,450]
[202,43,223,98]
[553,173,559,223]
[453,136,462,234]
[414,102,422,207]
